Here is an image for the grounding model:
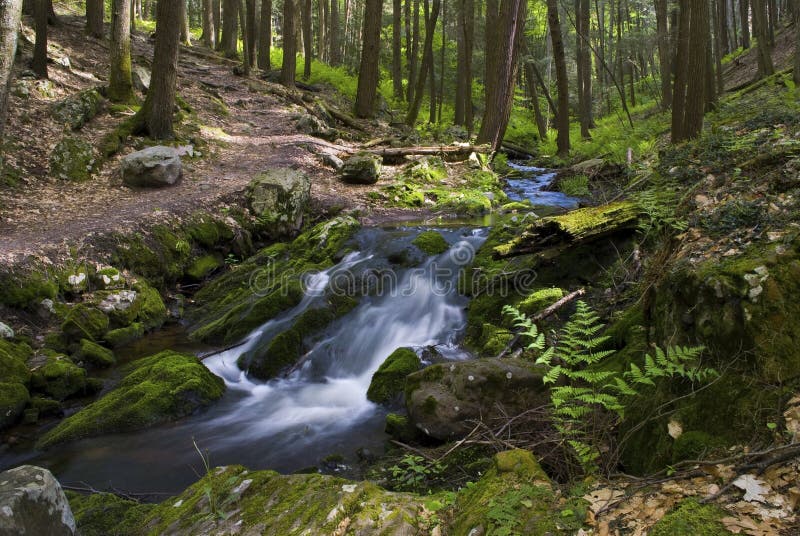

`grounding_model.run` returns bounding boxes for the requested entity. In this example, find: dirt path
[0,14,401,266]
